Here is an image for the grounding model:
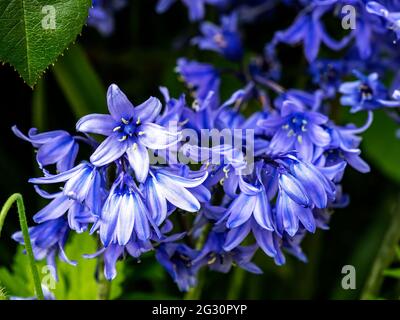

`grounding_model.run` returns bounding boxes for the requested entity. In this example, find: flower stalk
[0,194,44,300]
